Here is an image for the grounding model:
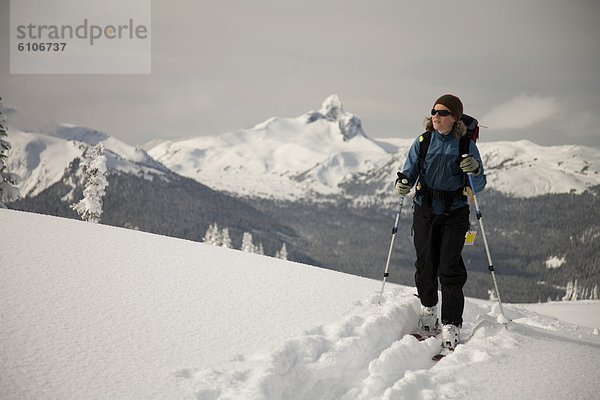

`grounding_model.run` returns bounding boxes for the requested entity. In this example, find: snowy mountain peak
[7,125,169,198]
[319,94,344,121]
[52,124,111,145]
[315,94,366,141]
[148,96,386,199]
